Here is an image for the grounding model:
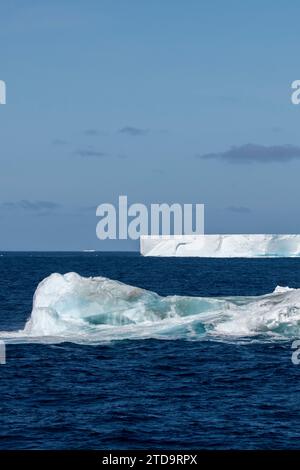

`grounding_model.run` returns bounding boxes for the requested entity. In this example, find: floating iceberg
[1,272,300,344]
[140,234,300,257]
